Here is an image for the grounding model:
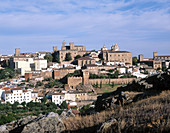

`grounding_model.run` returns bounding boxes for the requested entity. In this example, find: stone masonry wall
[67,77,82,88]
[89,78,135,85]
